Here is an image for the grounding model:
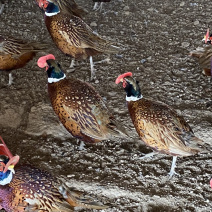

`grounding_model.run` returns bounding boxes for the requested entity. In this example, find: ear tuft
[115,72,133,84]
[37,54,55,68]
